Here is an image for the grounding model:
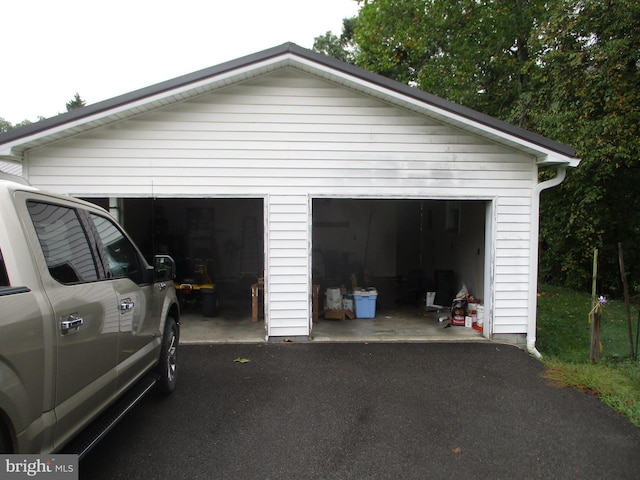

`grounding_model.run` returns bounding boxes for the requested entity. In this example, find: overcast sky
[1,0,360,125]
